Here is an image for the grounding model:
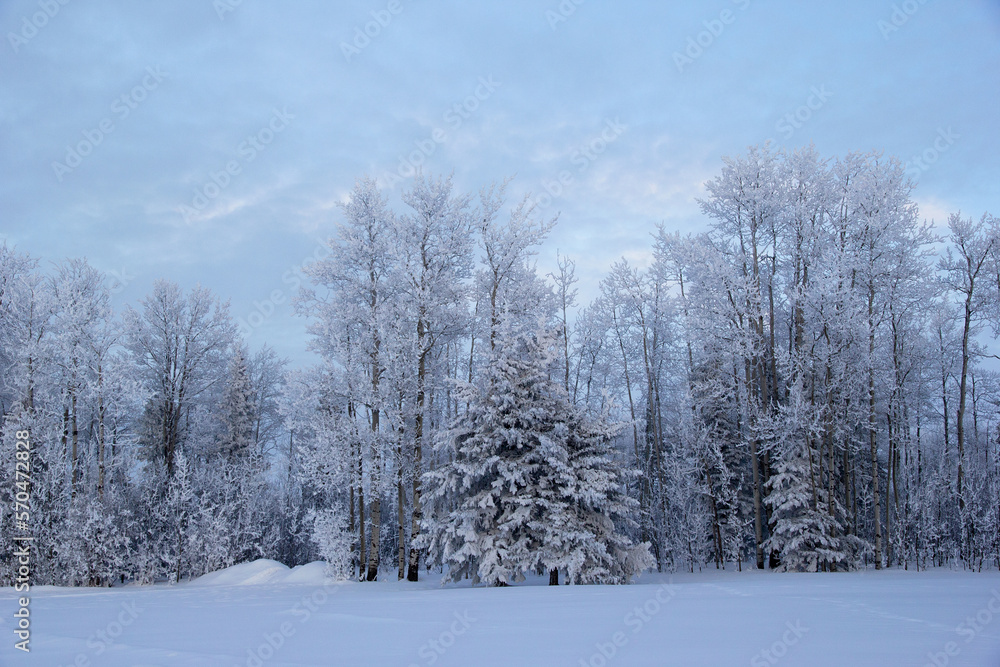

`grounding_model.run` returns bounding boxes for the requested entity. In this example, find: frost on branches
[309,508,353,581]
[420,323,652,586]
